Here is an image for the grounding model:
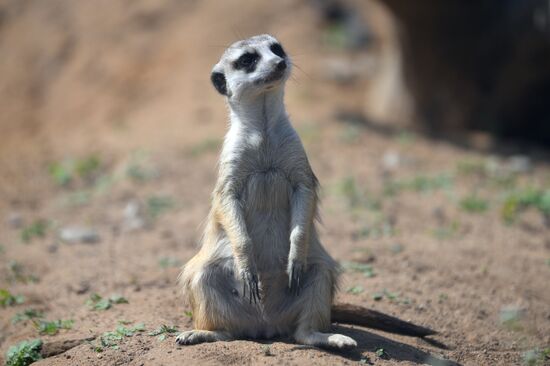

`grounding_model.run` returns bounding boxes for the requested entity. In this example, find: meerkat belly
[242,169,292,270]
